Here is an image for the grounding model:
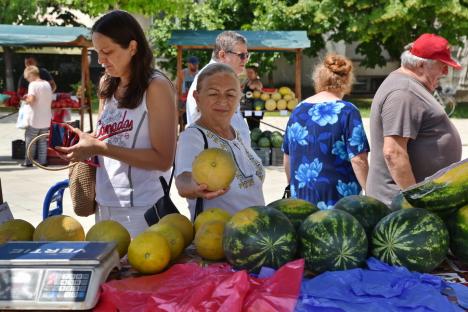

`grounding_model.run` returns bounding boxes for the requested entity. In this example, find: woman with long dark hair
[57,10,177,237]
